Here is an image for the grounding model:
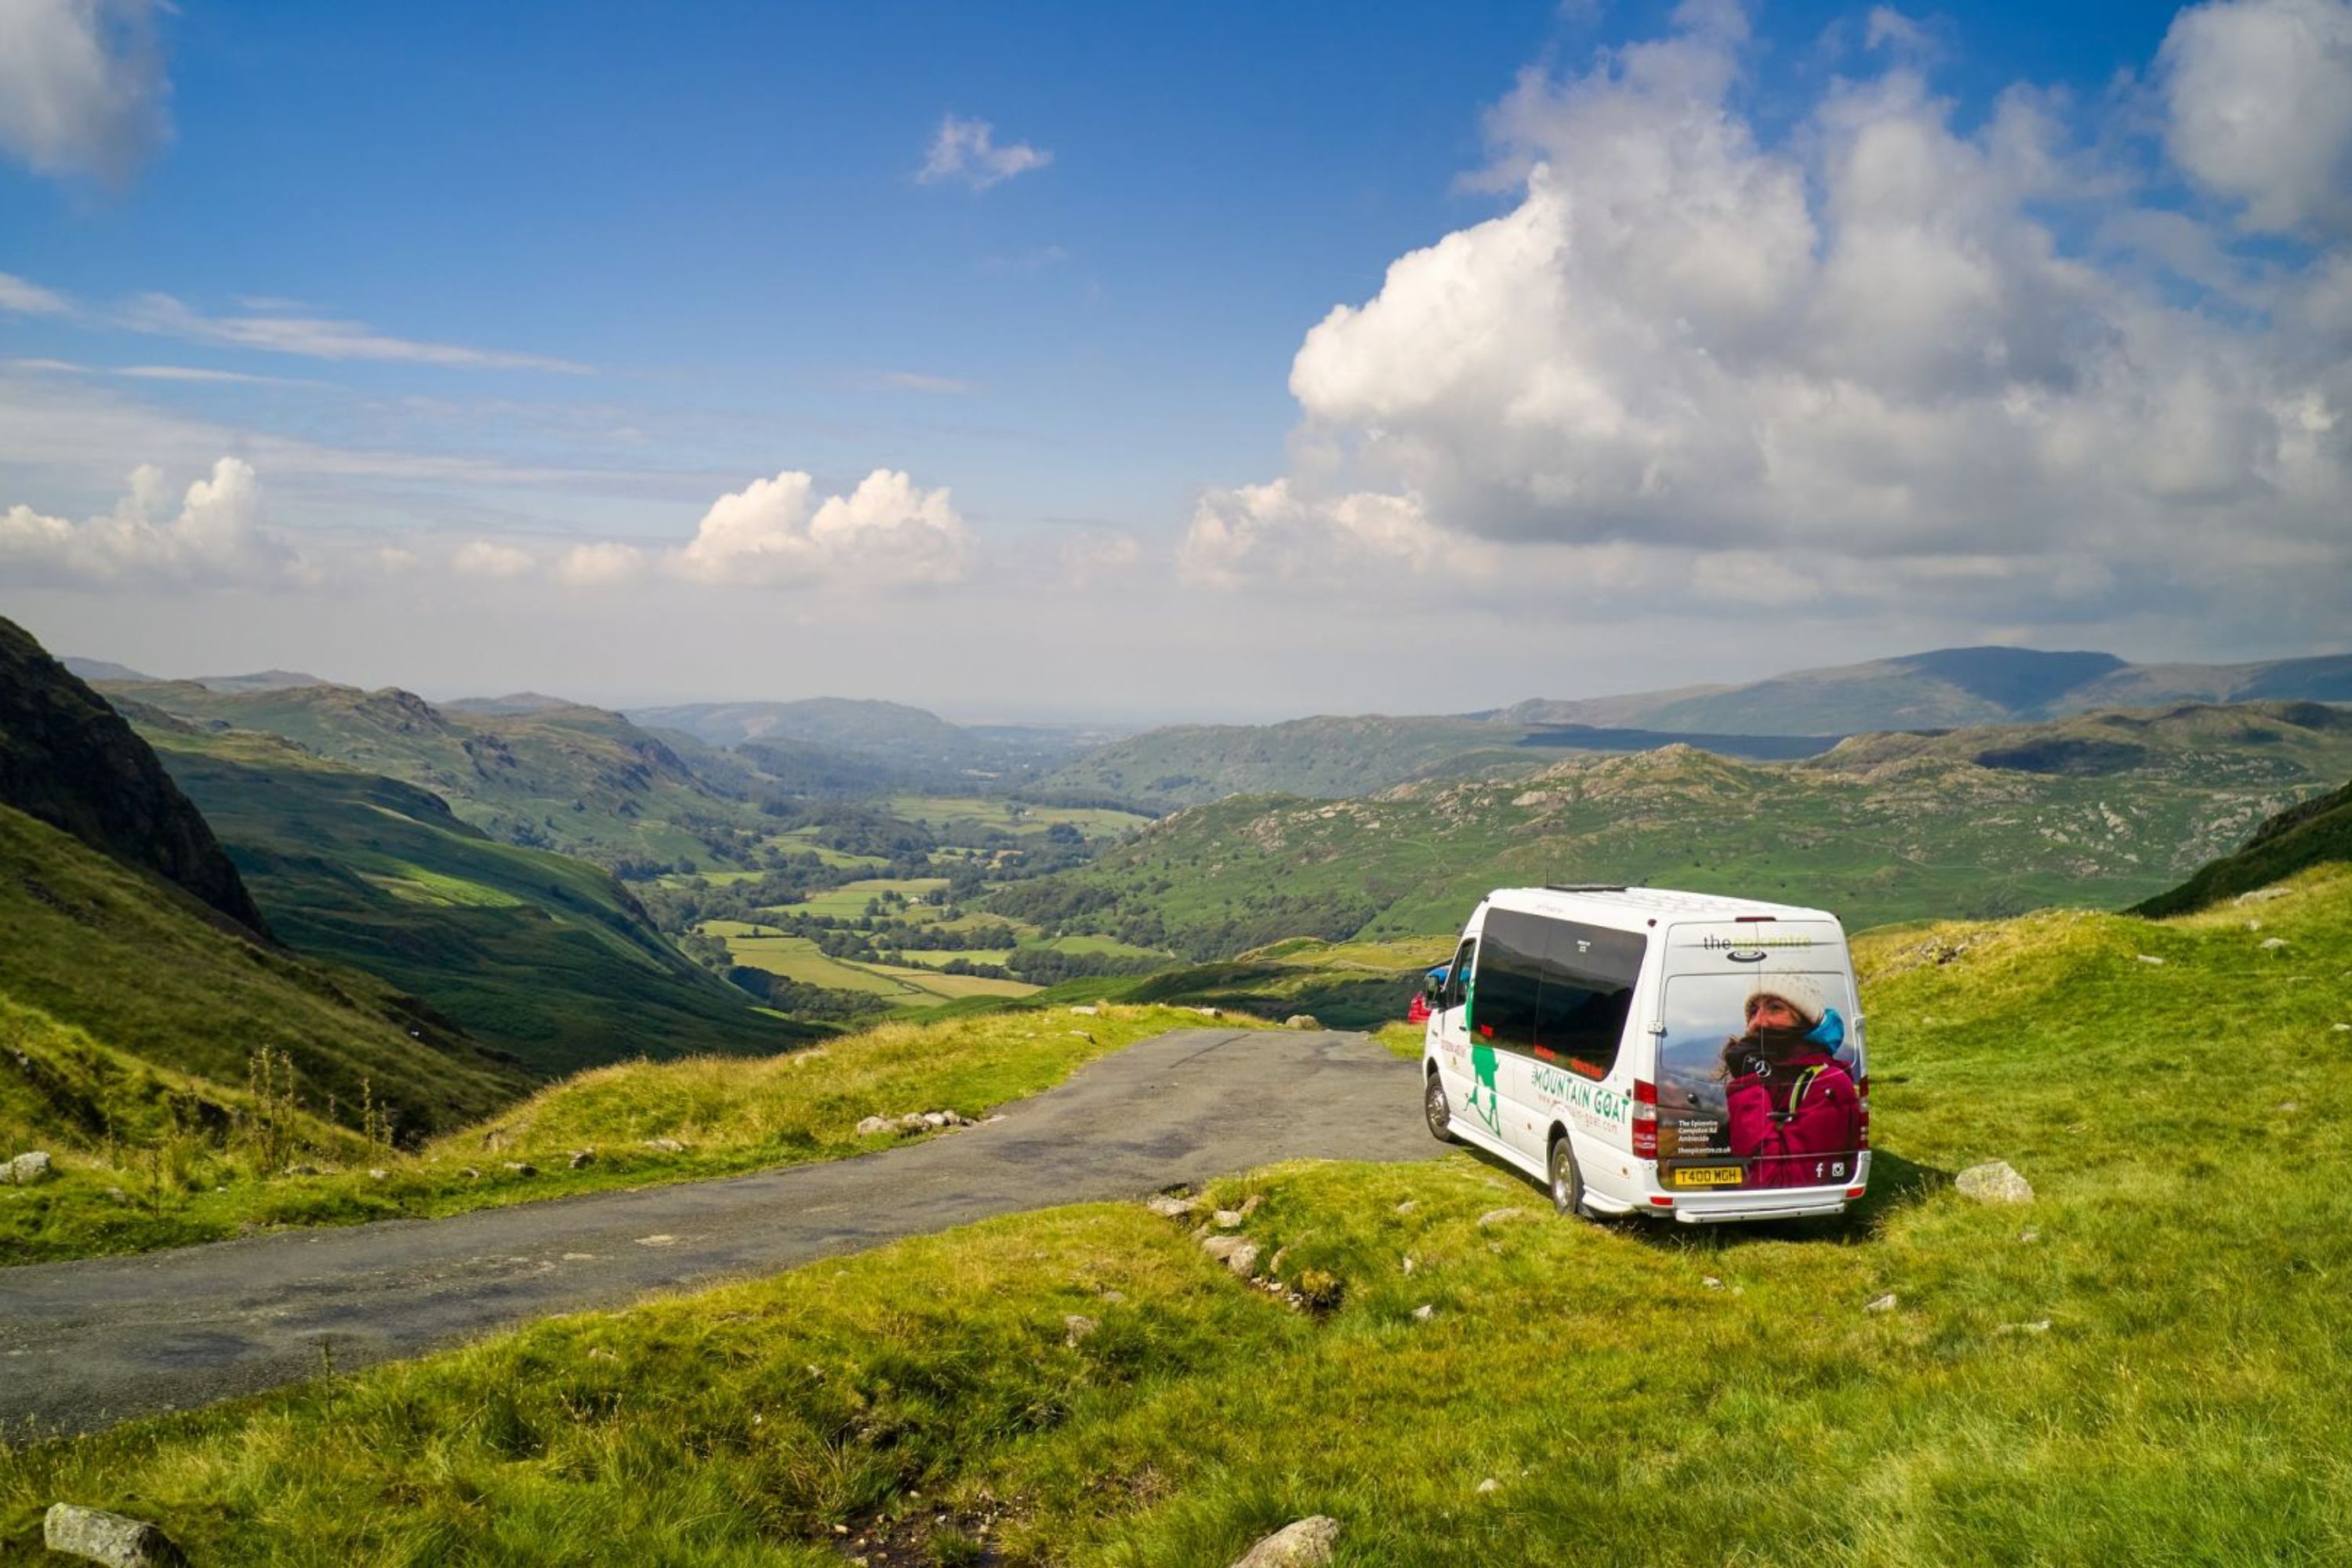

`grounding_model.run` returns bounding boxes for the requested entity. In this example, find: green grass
[762,877,953,920]
[887,795,1152,840]
[703,926,928,997]
[1,1004,1234,1265]
[11,868,2350,1560]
